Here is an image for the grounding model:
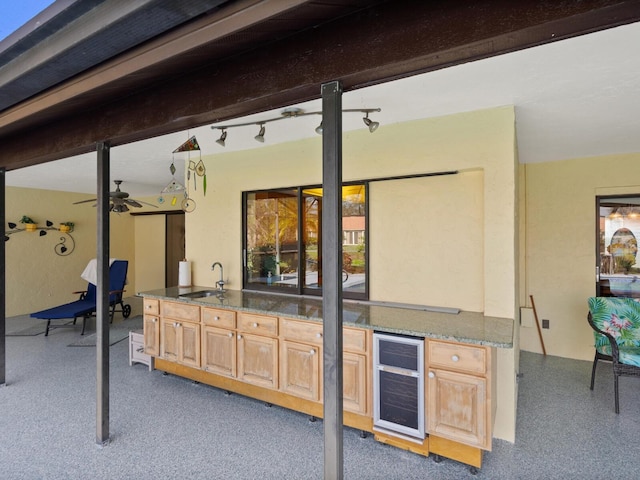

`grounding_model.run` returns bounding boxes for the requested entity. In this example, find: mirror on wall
[597,195,640,297]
